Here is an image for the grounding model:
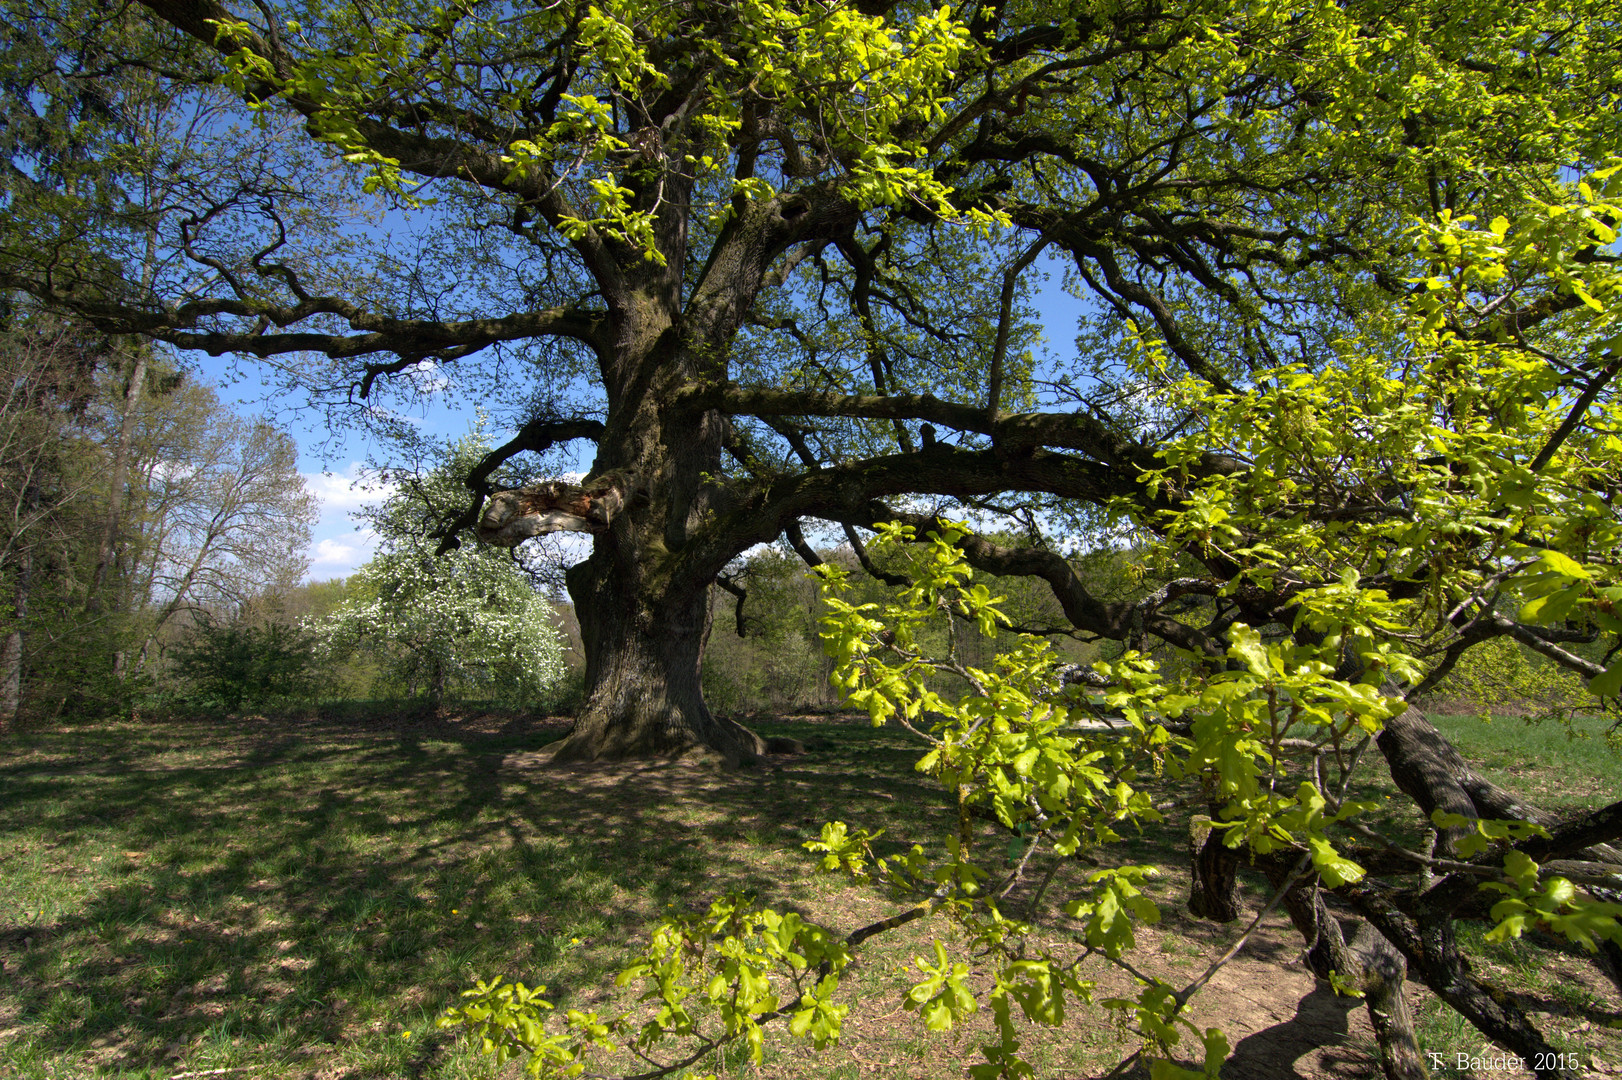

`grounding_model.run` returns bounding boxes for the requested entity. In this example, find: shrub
[171,616,320,711]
